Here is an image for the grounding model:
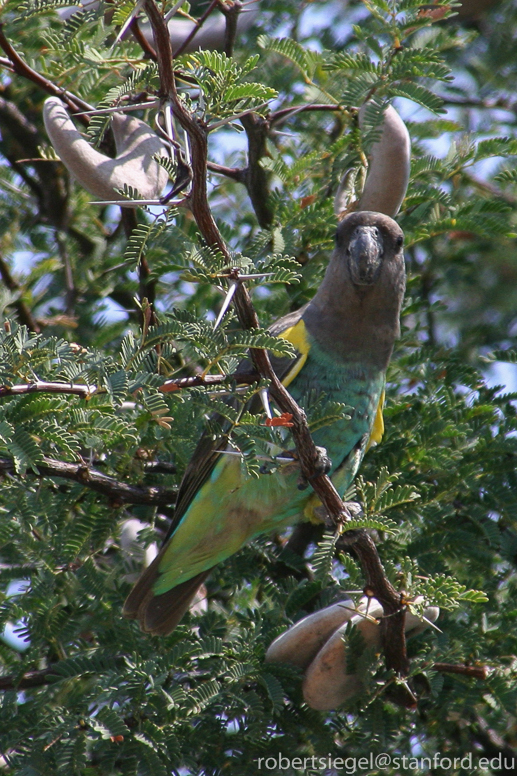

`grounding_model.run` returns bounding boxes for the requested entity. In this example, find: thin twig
[433,663,489,680]
[143,0,413,704]
[0,370,262,399]
[121,209,157,312]
[218,0,242,57]
[0,456,177,507]
[0,55,14,71]
[0,382,96,398]
[269,103,345,127]
[0,25,92,117]
[130,16,158,60]
[172,0,220,57]
[161,370,261,392]
[56,231,76,318]
[207,161,243,181]
[436,94,513,110]
[0,668,58,691]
